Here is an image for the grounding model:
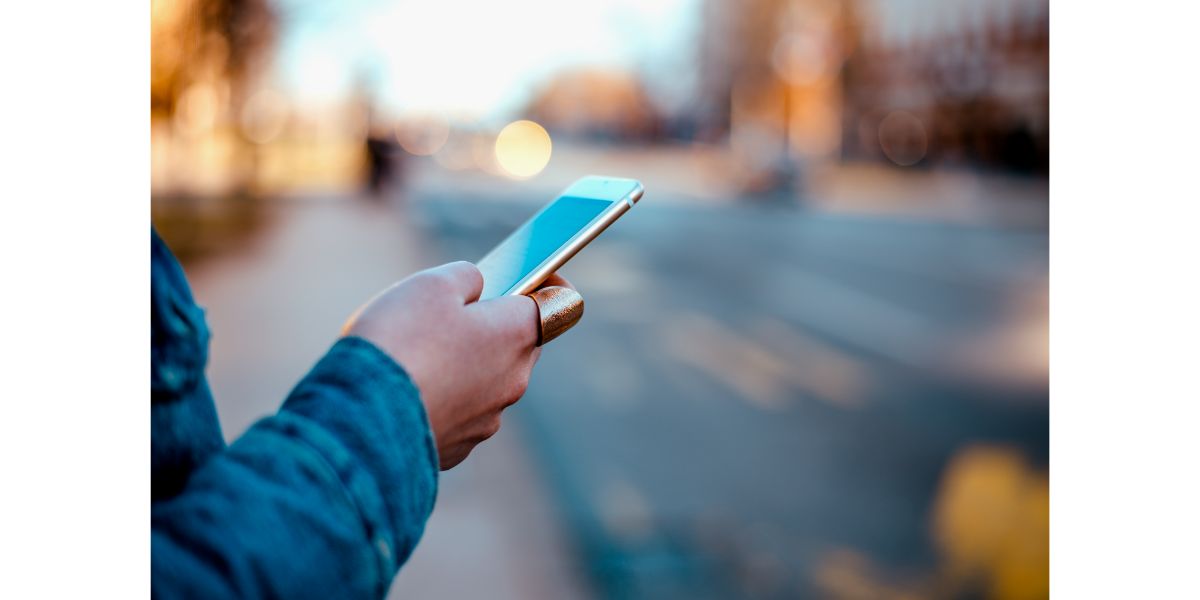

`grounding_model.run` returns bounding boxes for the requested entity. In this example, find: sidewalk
[183,194,590,599]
